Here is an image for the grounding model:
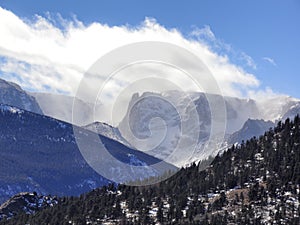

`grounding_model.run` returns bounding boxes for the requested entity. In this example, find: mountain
[227,119,275,145]
[30,90,300,131]
[28,88,300,167]
[32,93,134,146]
[119,91,300,167]
[5,115,299,224]
[0,104,176,204]
[0,78,42,114]
[83,121,132,148]
[282,101,300,121]
[256,95,300,122]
